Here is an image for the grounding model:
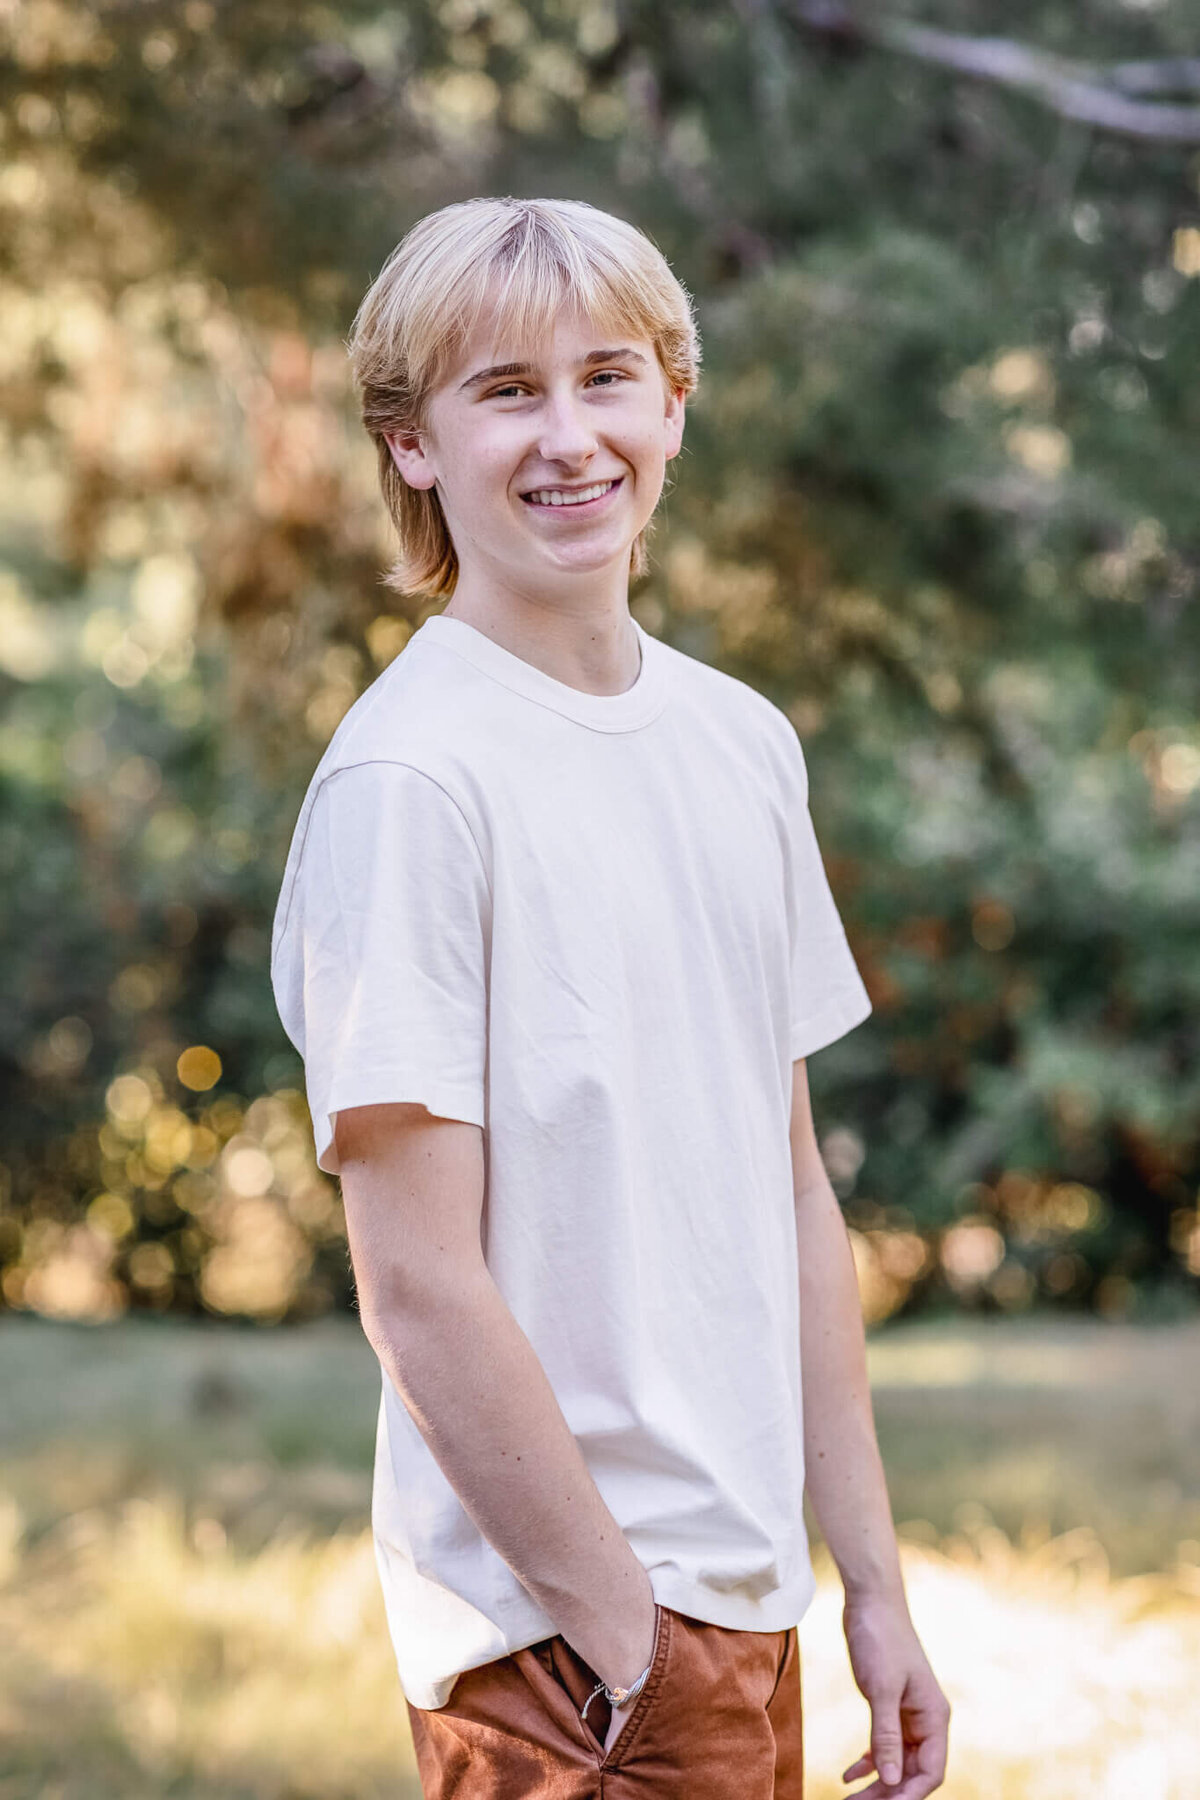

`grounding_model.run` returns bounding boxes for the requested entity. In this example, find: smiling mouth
[520,477,623,510]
